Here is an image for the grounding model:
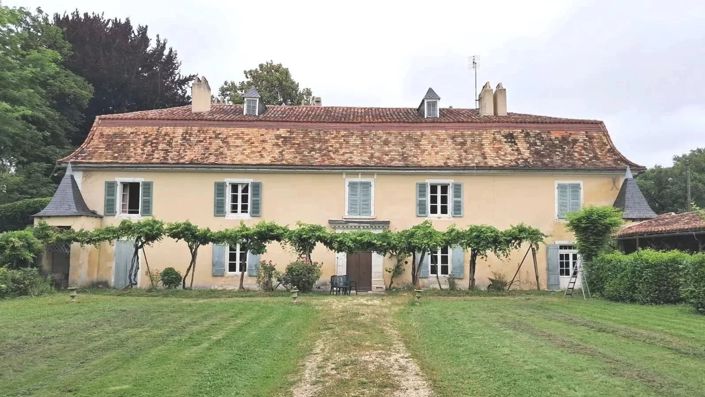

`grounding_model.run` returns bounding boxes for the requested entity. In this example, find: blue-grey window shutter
[247,251,260,277]
[452,183,463,217]
[348,181,360,216]
[416,183,428,217]
[547,244,560,290]
[212,244,226,276]
[360,181,372,216]
[556,184,569,219]
[104,181,117,216]
[569,183,581,214]
[418,252,430,278]
[251,182,262,217]
[113,240,133,288]
[214,182,226,217]
[451,246,465,278]
[140,181,153,216]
